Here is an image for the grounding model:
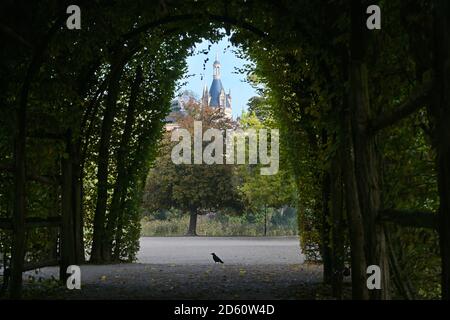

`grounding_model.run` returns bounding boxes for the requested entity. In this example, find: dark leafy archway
[0,0,449,301]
